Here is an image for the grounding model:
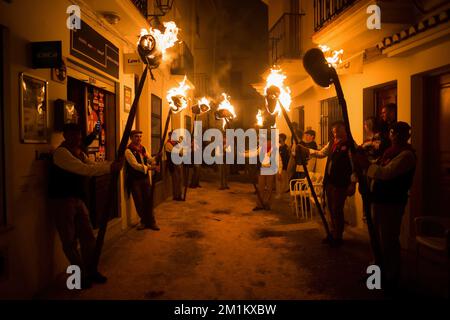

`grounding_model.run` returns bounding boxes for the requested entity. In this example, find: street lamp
[148,0,175,18]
